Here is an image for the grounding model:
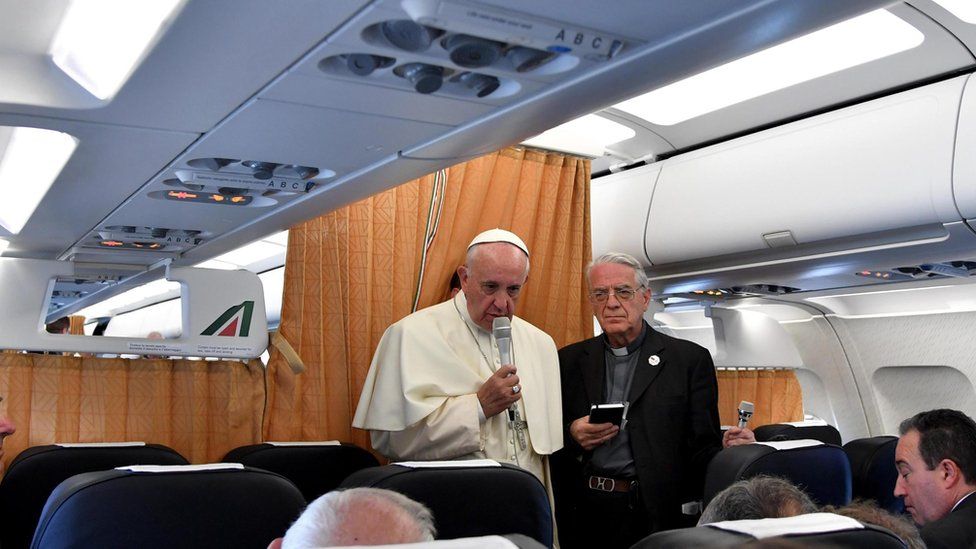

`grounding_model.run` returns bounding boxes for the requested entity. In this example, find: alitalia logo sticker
[201,301,254,337]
